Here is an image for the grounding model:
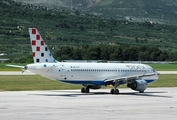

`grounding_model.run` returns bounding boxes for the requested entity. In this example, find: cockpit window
[153,69,156,72]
